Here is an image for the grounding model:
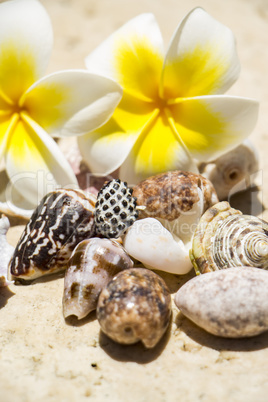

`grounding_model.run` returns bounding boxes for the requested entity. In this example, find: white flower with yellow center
[80,8,259,184]
[0,0,122,216]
